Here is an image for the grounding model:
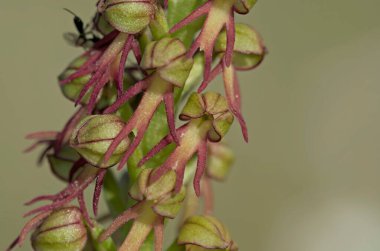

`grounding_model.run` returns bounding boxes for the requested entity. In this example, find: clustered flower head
[9,0,266,250]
